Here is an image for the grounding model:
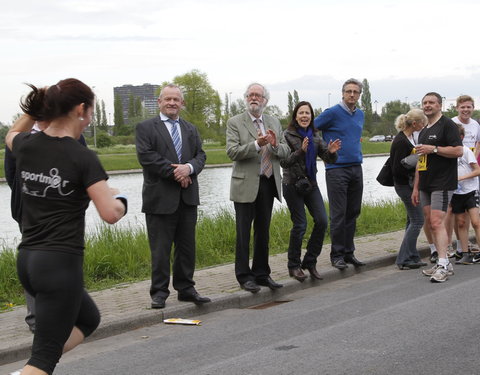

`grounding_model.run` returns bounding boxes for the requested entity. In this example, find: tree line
[2,73,479,148]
